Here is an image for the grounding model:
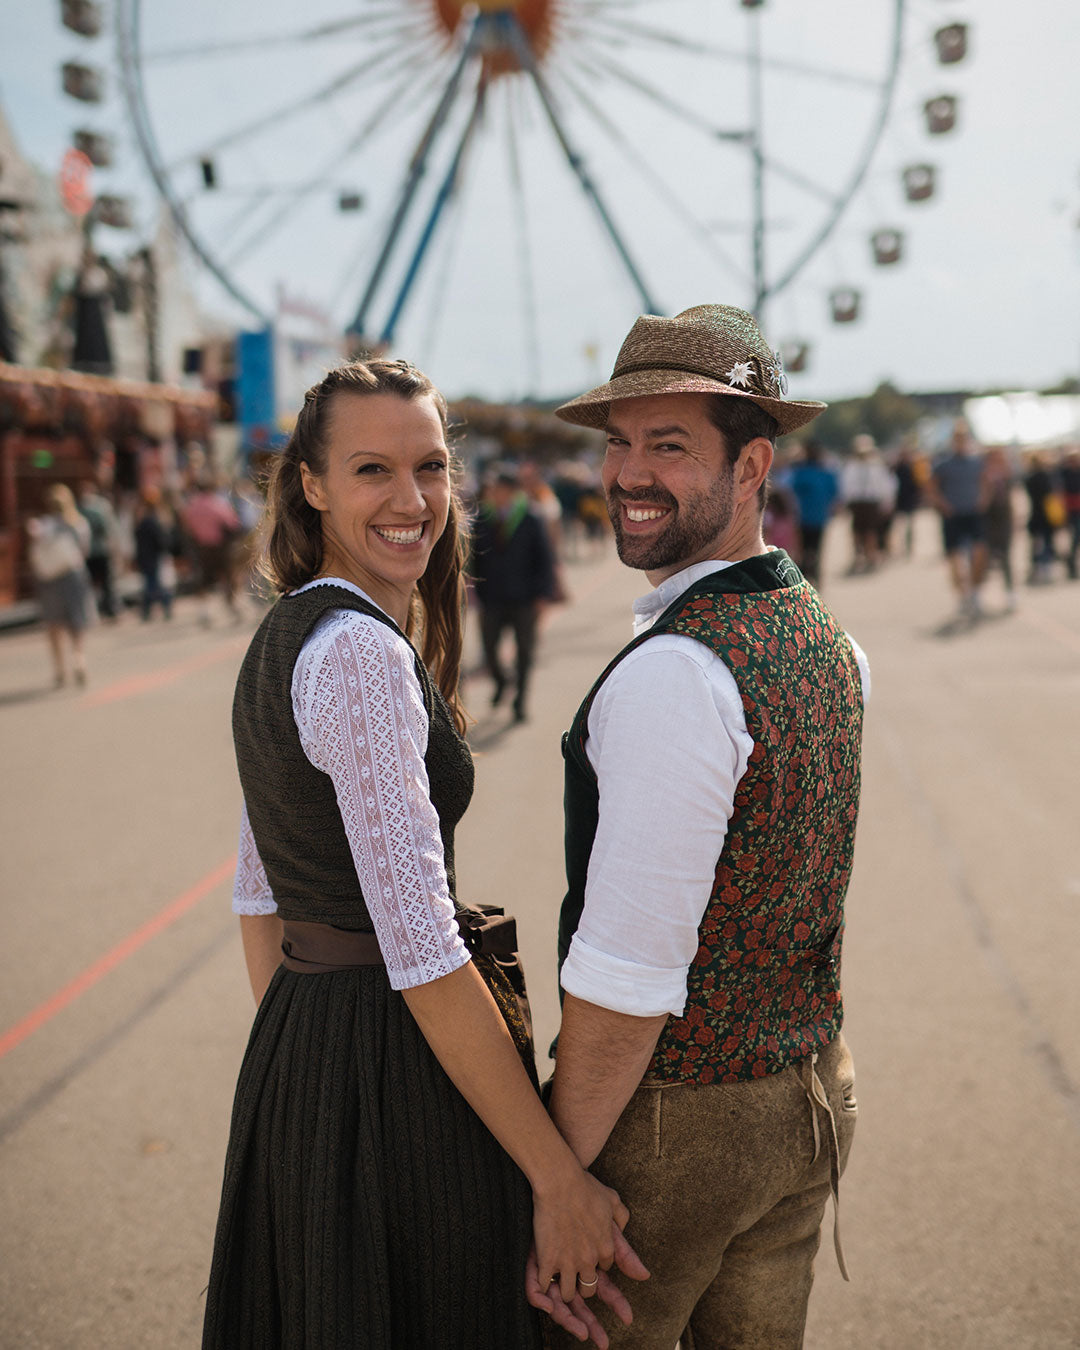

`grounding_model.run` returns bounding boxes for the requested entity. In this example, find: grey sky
[2,0,1078,405]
